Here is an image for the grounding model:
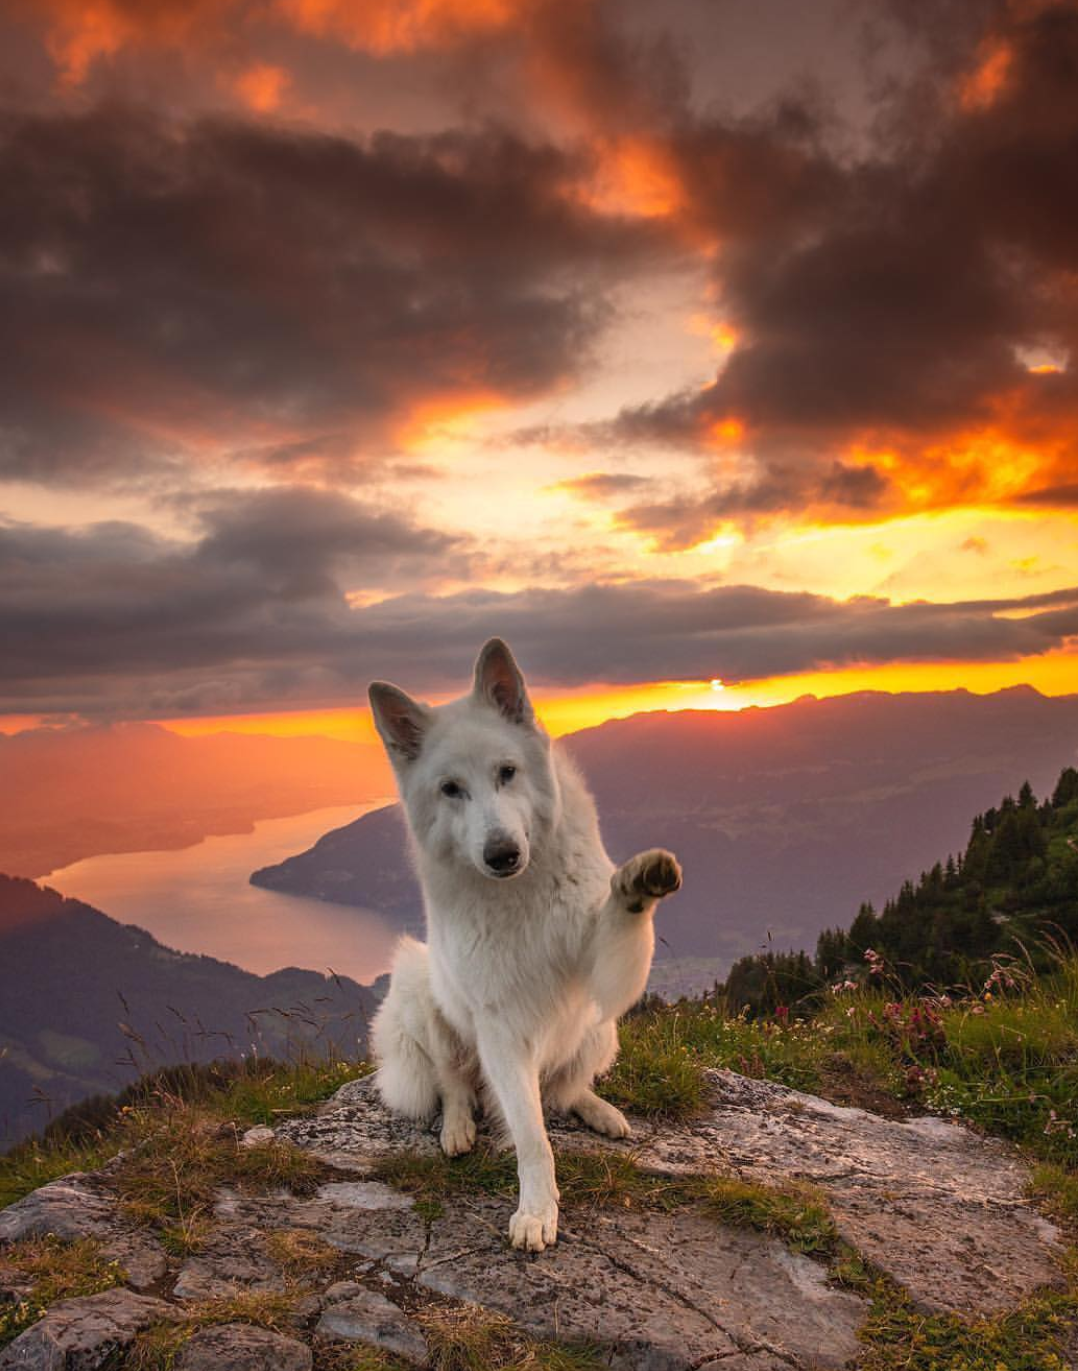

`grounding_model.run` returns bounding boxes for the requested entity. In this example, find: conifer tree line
[722,767,1078,1015]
